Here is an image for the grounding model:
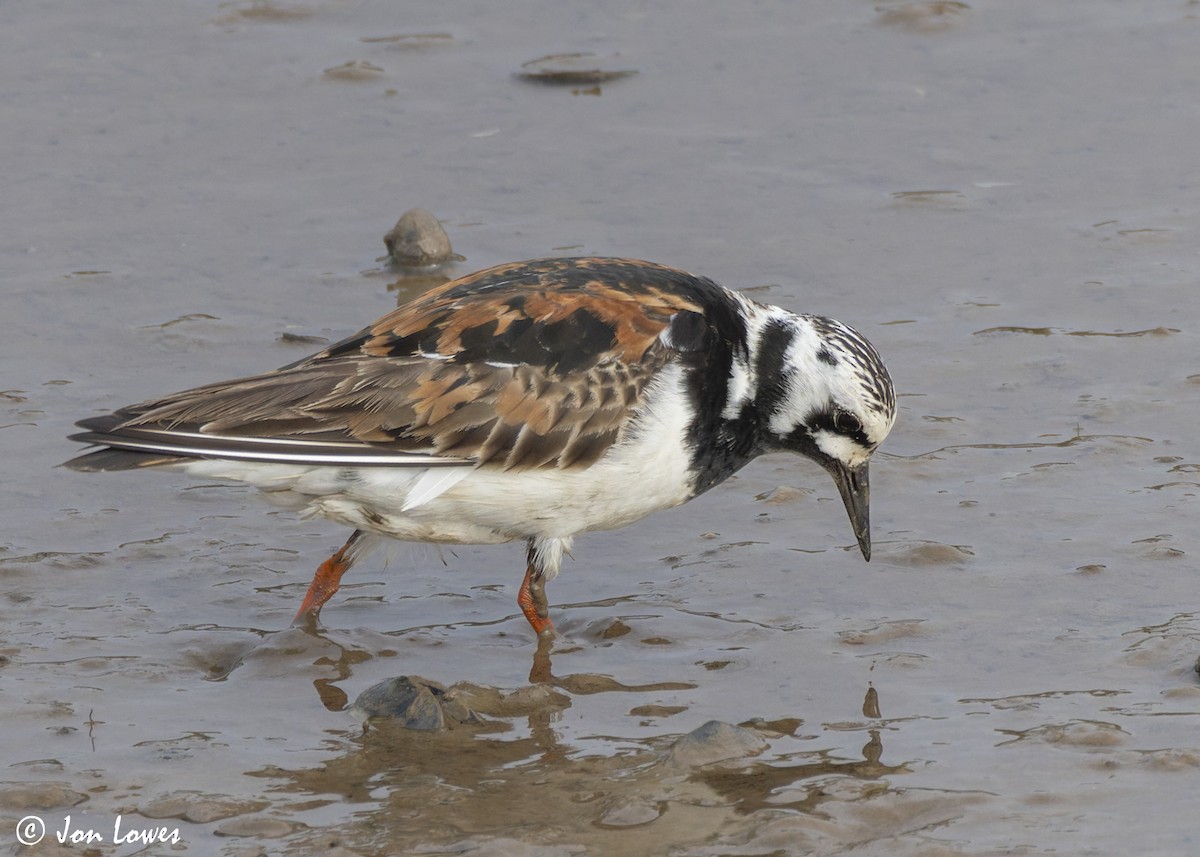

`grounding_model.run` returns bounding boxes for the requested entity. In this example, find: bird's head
[731,305,896,560]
